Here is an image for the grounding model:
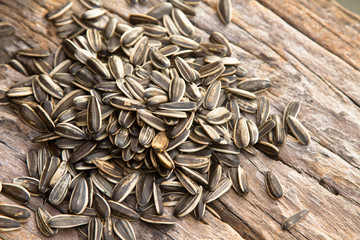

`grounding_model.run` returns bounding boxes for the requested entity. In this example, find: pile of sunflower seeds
[0,0,311,238]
